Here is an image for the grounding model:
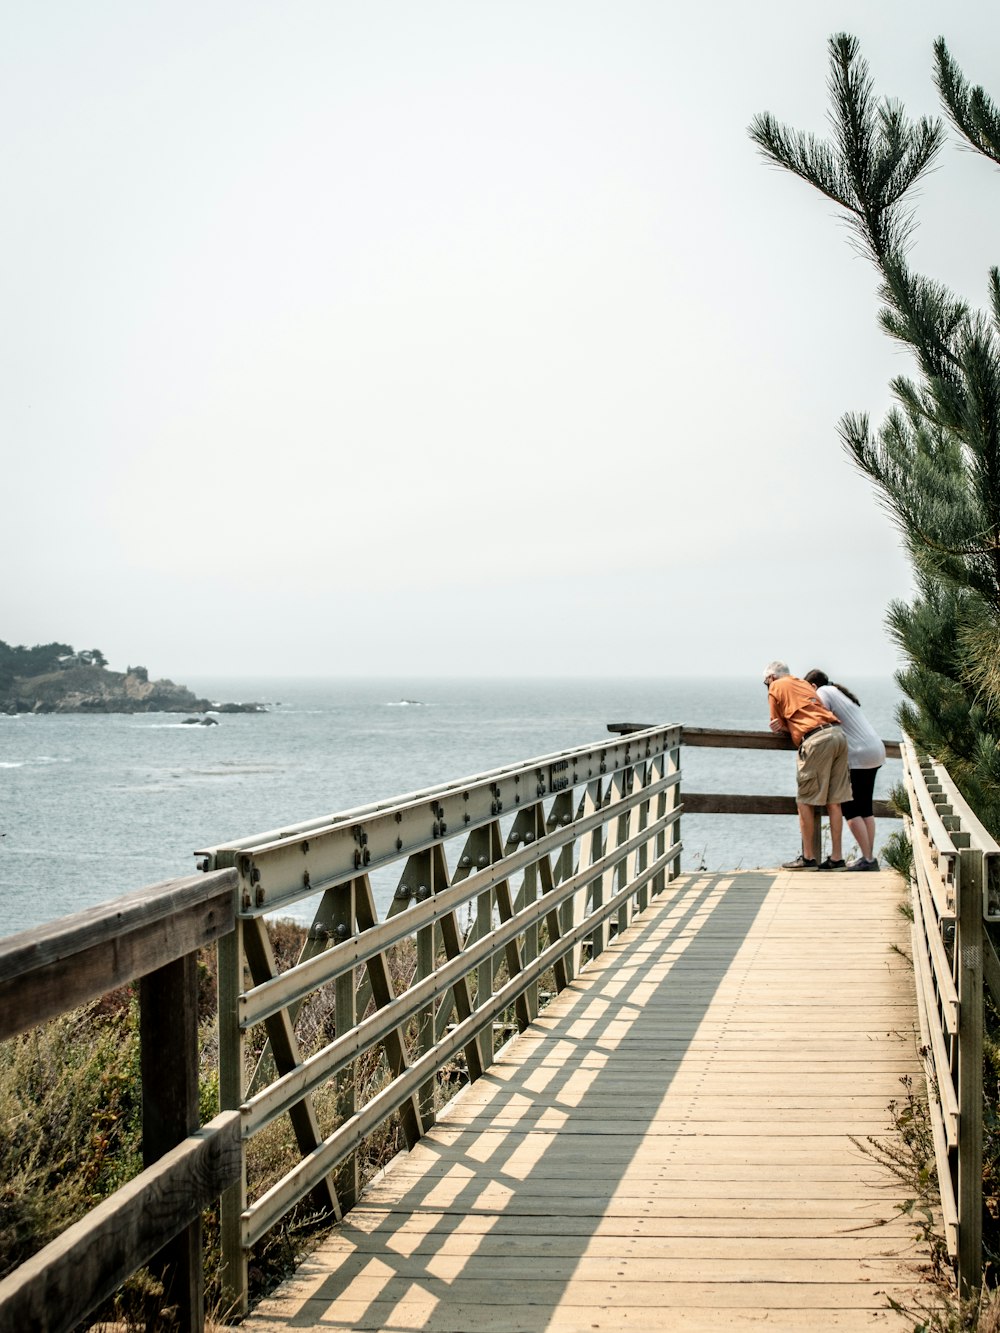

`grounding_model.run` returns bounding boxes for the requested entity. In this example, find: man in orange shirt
[764,659,852,871]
